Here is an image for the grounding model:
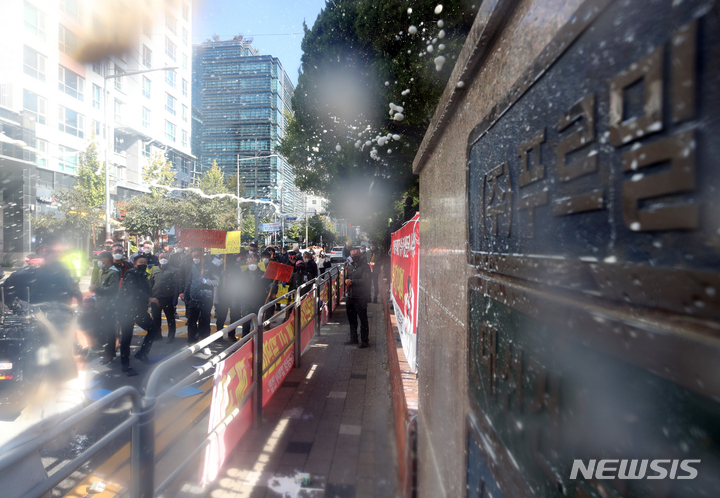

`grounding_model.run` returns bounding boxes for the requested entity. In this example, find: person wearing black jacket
[150,253,179,343]
[345,248,372,348]
[184,250,220,344]
[239,255,273,337]
[303,251,318,279]
[120,255,161,368]
[367,241,383,303]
